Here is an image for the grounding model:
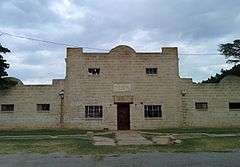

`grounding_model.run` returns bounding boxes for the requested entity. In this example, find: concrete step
[115,131,153,145]
[92,136,116,146]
